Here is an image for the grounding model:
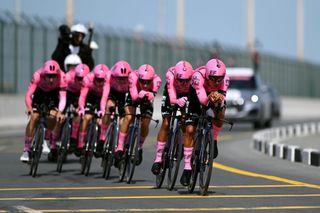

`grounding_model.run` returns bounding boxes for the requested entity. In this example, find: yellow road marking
[214,162,320,189]
[0,194,320,201]
[0,184,304,191]
[2,206,320,212]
